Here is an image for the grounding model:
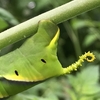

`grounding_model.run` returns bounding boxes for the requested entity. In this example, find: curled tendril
[63,51,95,74]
